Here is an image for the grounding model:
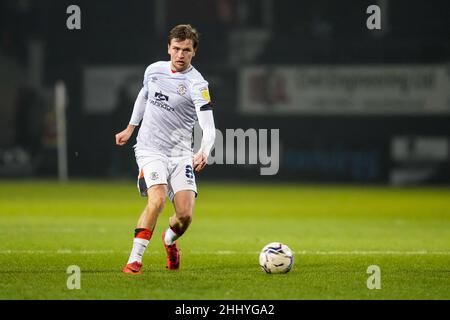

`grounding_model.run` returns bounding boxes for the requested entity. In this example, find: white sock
[164,228,179,246]
[127,238,149,264]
